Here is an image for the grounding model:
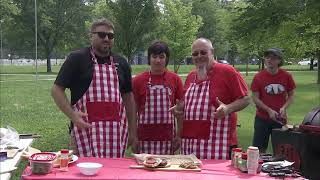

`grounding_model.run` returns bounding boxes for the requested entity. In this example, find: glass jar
[238,152,248,173]
[60,149,69,171]
[233,148,242,168]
